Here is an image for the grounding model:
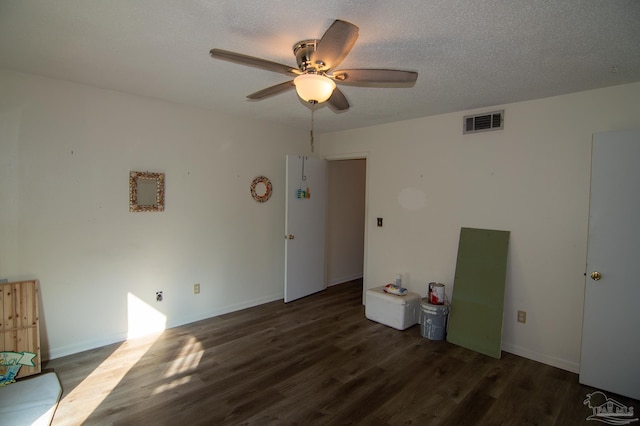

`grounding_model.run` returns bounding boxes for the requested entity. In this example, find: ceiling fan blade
[210,49,300,76]
[247,81,295,100]
[311,20,359,71]
[332,69,418,85]
[327,87,349,112]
